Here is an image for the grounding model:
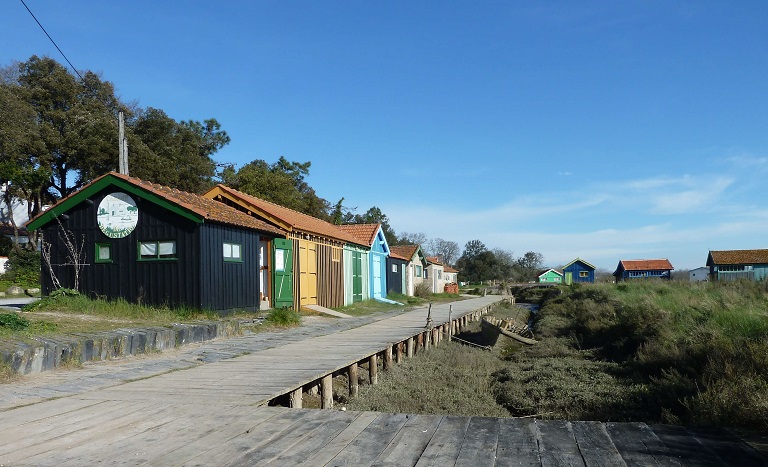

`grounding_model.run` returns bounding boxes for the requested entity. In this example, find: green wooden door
[352,251,363,302]
[565,272,572,285]
[272,238,293,309]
